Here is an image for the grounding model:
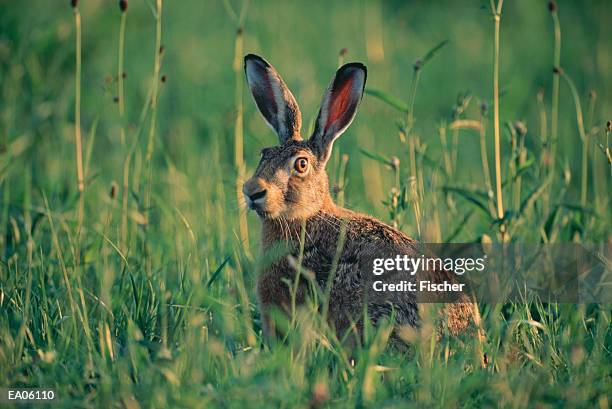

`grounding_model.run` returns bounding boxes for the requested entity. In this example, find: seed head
[413,59,423,71]
[514,121,527,137]
[480,101,488,116]
[159,45,165,55]
[607,120,612,132]
[390,187,400,208]
[119,0,128,12]
[548,0,557,13]
[339,48,348,57]
[552,66,563,75]
[542,150,553,167]
[122,71,127,79]
[71,0,78,8]
[589,90,597,100]
[161,75,167,83]
[113,96,119,103]
[563,166,571,186]
[236,27,243,36]
[390,156,400,170]
[109,182,118,200]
